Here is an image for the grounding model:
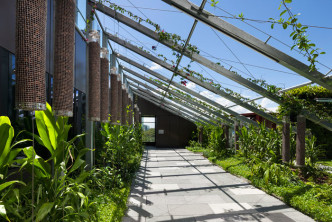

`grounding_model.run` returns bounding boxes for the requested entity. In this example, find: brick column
[296,115,306,166]
[282,116,290,163]
[100,49,109,123]
[87,31,101,121]
[15,0,47,111]
[53,0,75,116]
